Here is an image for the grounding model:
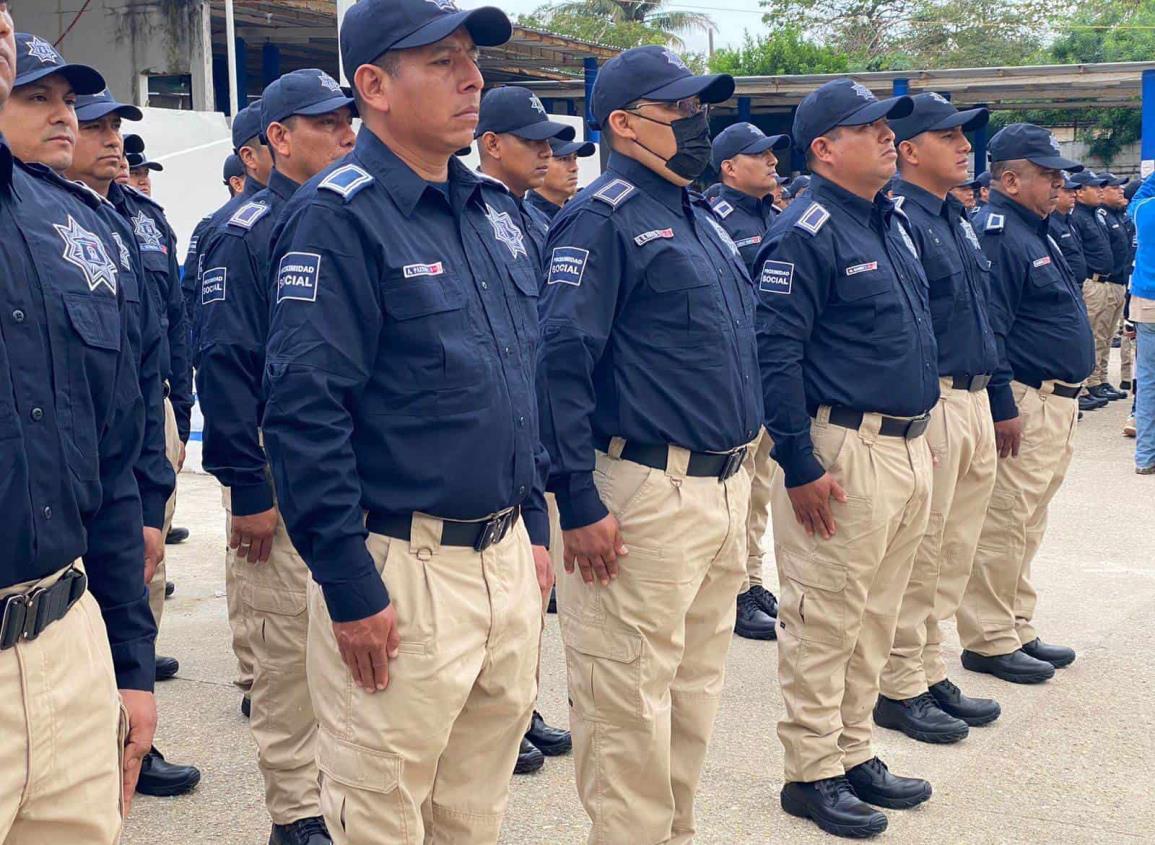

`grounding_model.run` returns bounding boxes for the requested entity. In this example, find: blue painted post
[566,99,577,117]
[973,103,989,175]
[235,37,249,108]
[892,78,909,96]
[1142,70,1155,175]
[584,57,599,143]
[790,107,805,173]
[738,96,751,123]
[262,43,281,87]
